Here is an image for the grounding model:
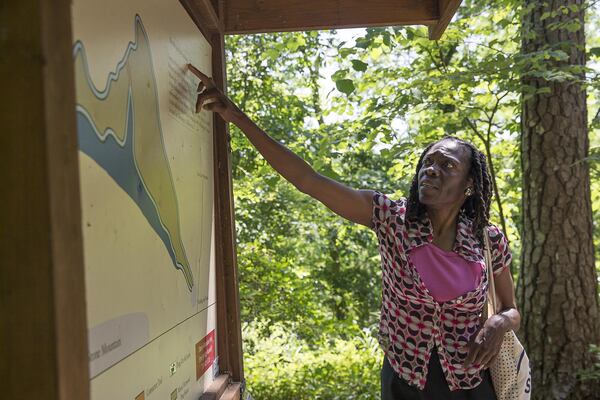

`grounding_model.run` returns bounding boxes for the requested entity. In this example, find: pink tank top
[409,243,483,303]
